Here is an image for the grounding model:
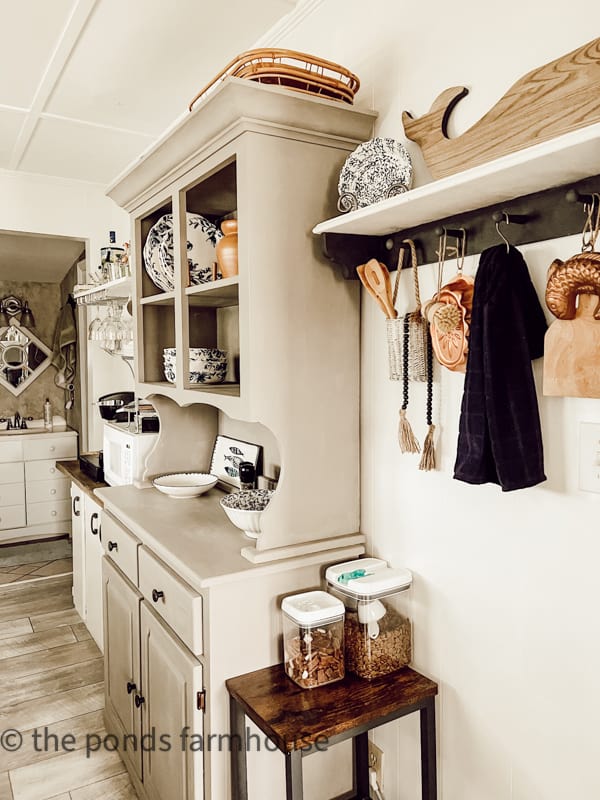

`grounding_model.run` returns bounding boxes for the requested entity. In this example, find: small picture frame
[210,435,263,489]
